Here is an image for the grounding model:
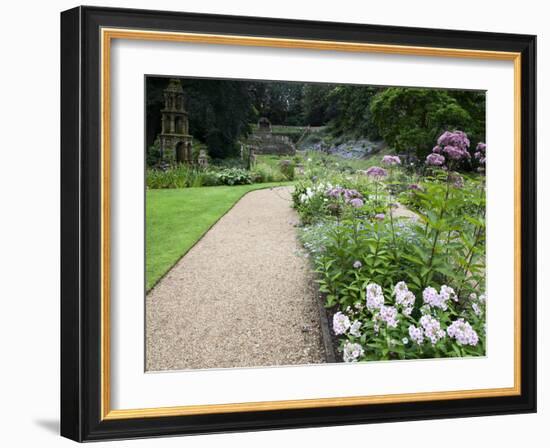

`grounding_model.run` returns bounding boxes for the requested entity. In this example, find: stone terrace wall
[246,133,296,156]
